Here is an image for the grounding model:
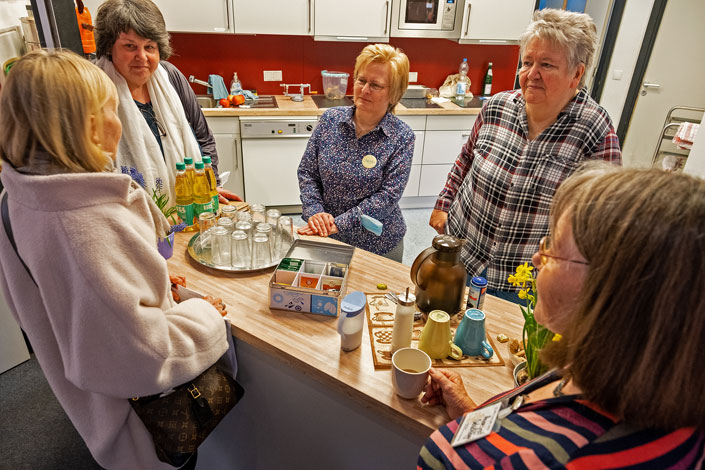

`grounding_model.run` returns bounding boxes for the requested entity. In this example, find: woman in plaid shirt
[430,9,621,302]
